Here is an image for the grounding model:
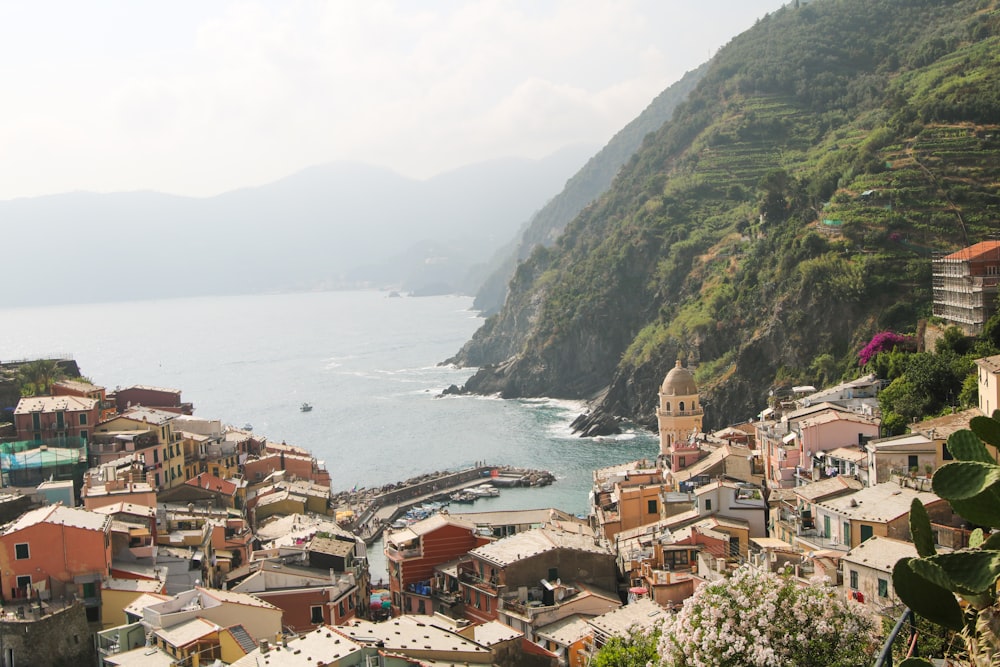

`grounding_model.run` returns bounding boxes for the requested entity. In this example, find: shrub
[658,566,878,666]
